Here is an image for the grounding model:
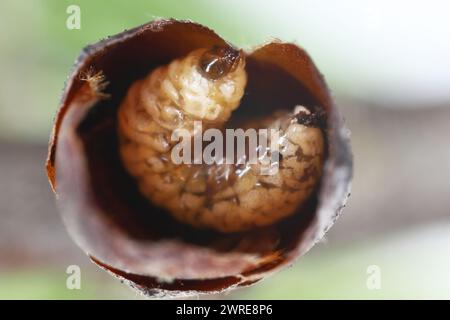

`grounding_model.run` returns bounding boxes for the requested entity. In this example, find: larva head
[199,45,243,80]
[174,46,246,122]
